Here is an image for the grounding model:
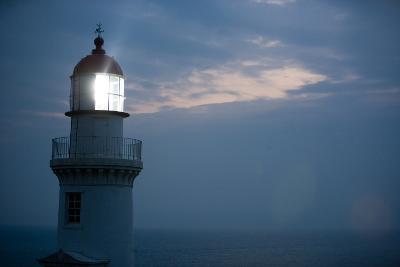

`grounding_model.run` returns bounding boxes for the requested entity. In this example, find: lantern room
[68,35,126,115]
